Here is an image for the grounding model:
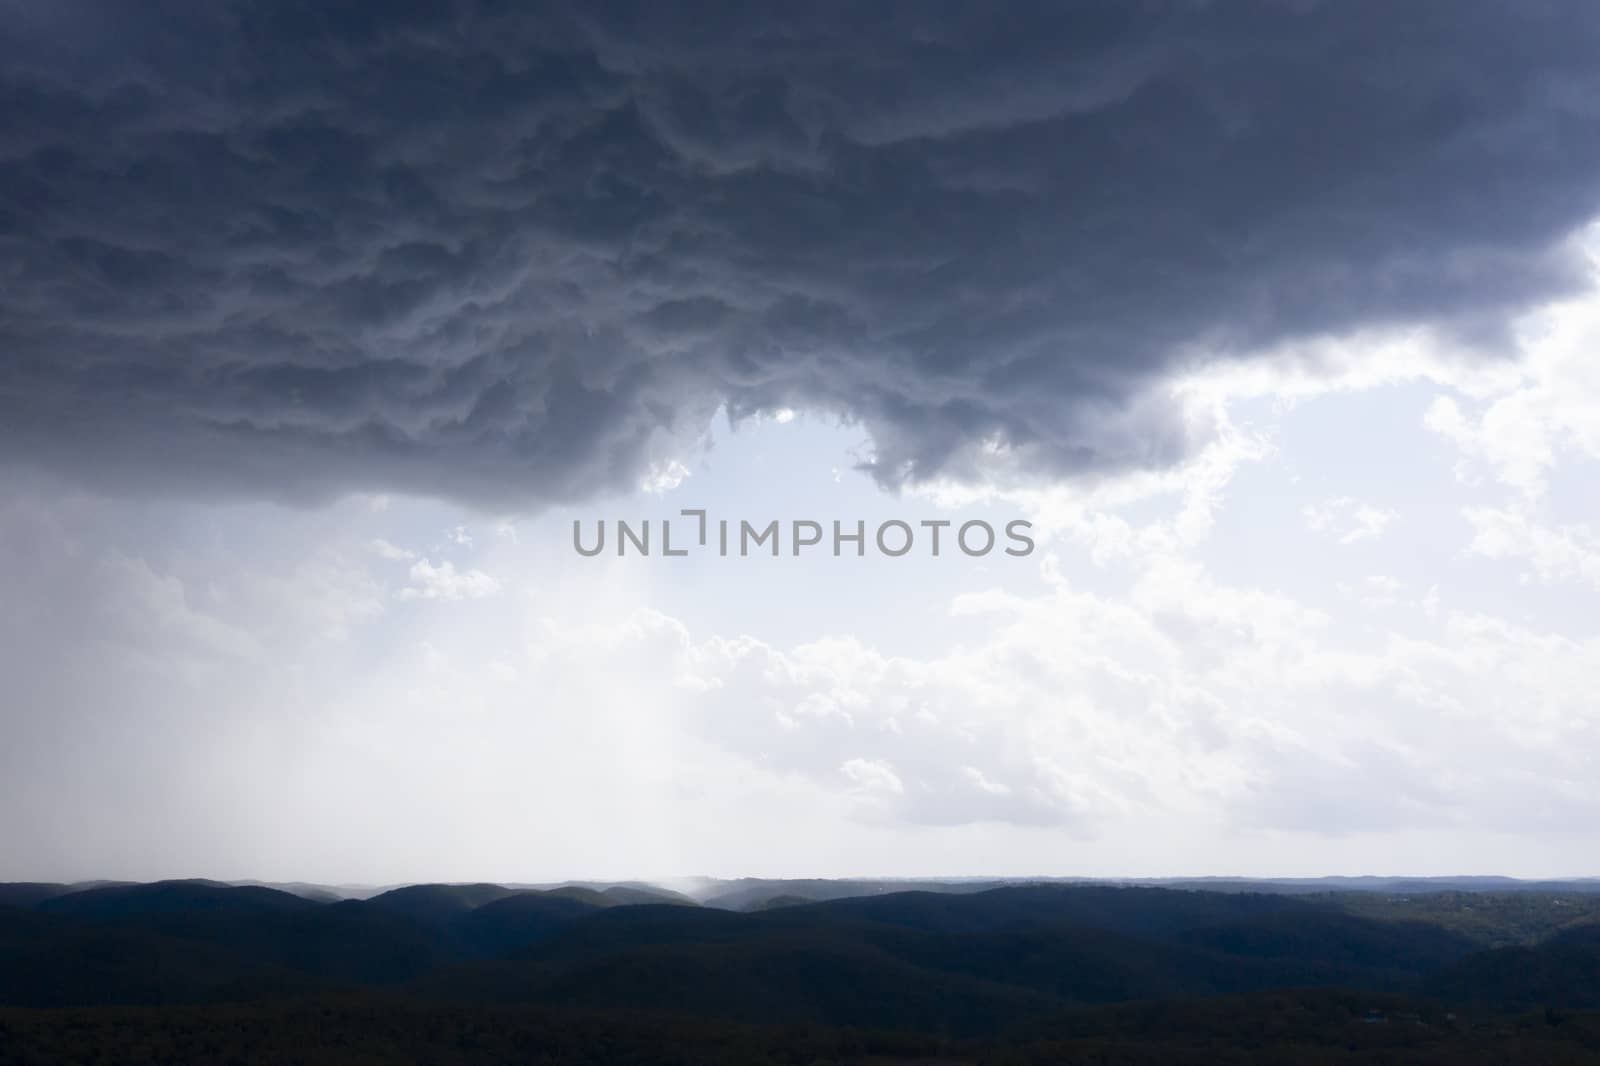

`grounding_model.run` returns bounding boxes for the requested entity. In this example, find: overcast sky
[5,1,1600,883]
